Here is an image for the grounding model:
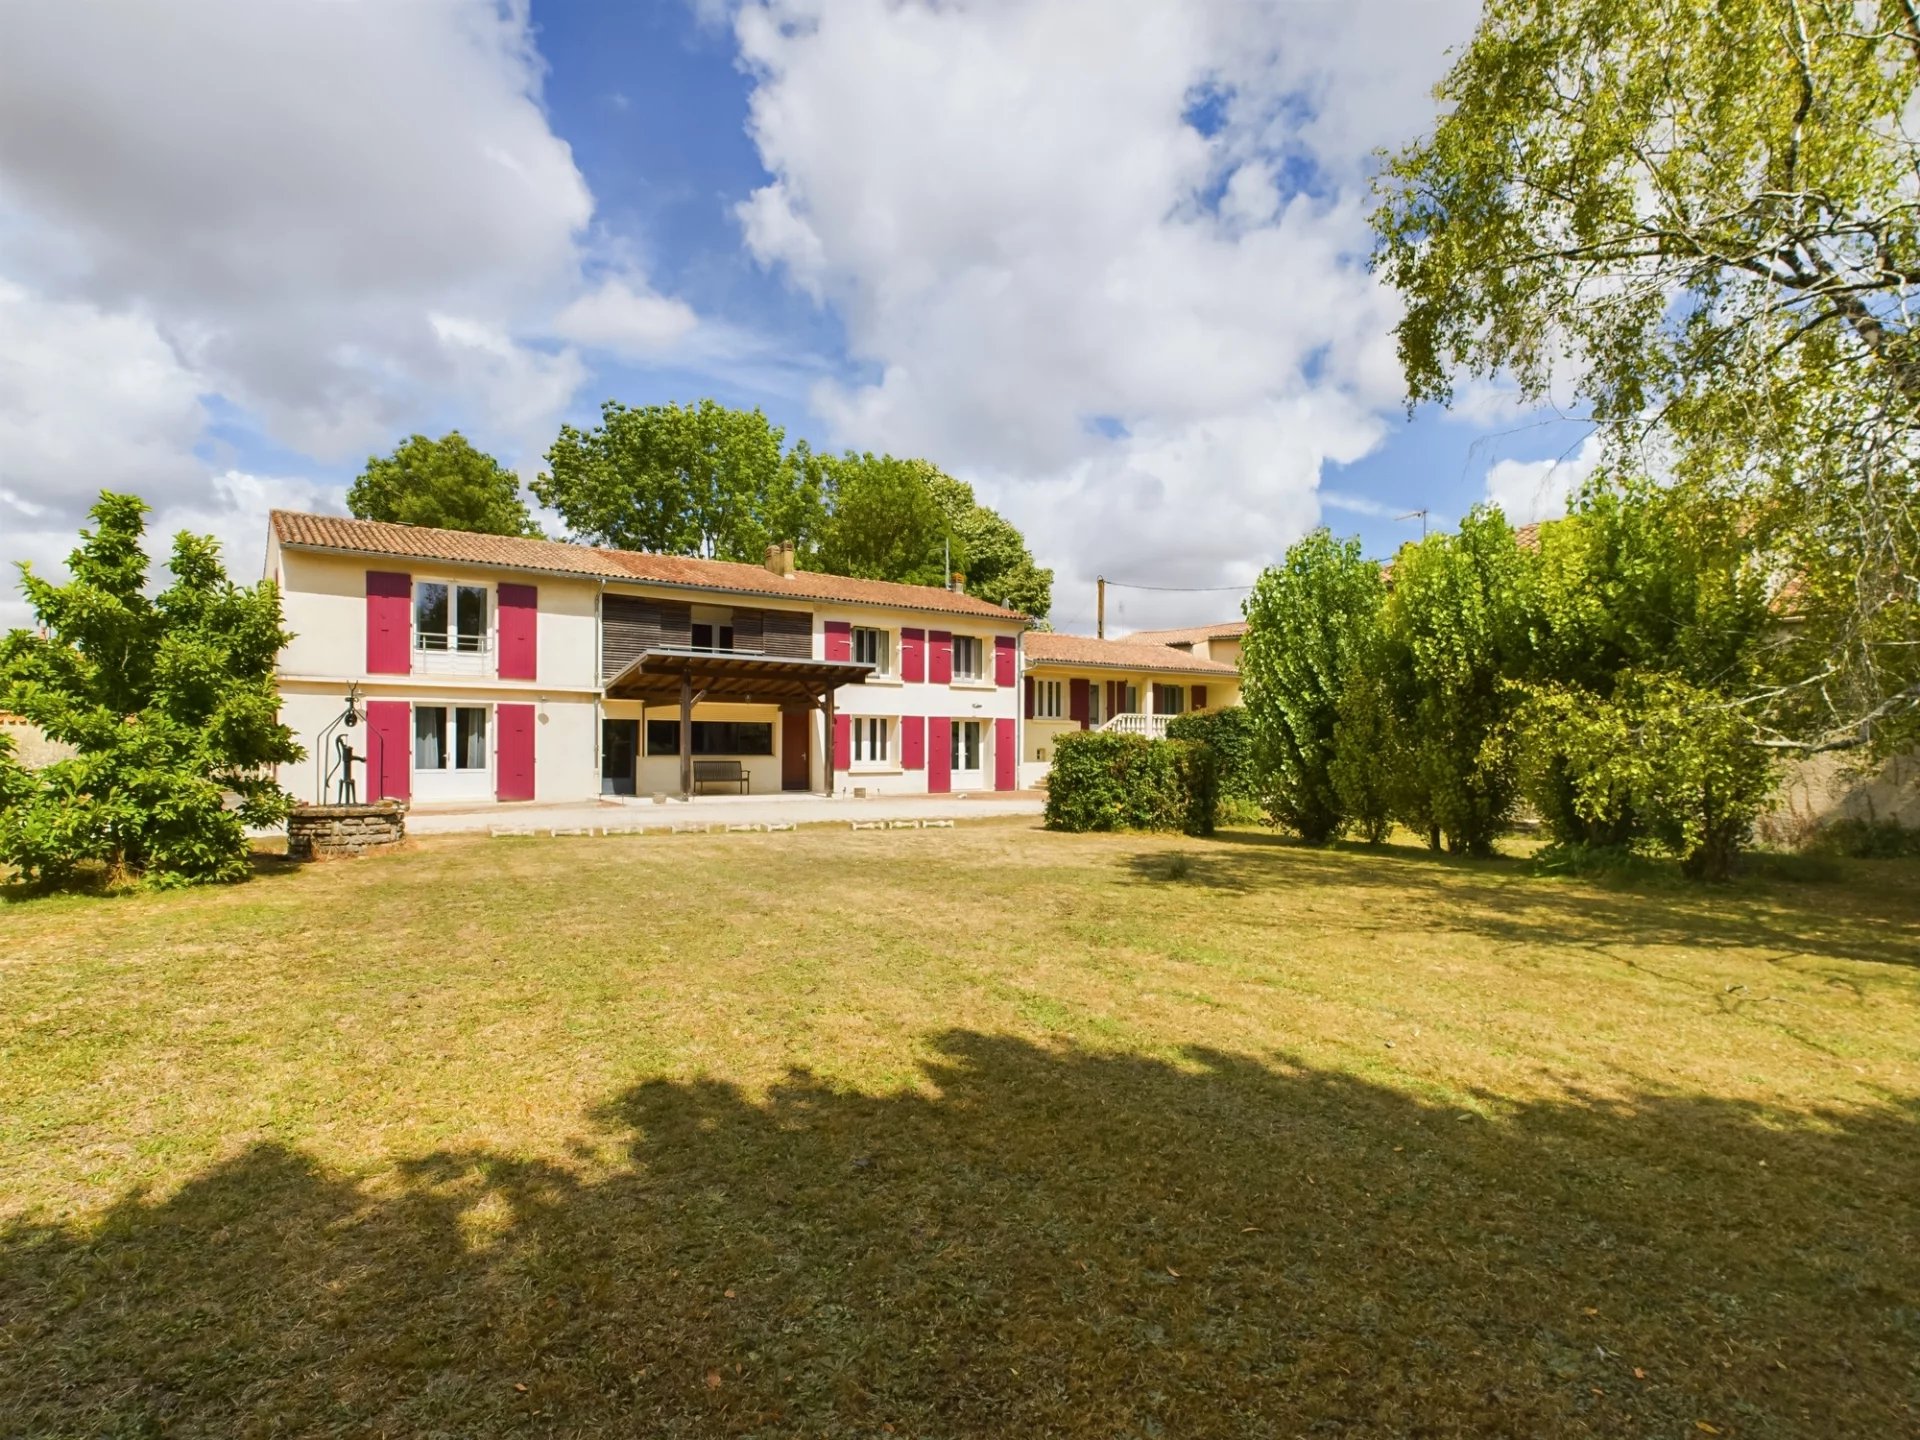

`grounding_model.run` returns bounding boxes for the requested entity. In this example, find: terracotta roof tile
[1123,619,1248,646]
[269,511,1024,622]
[1025,632,1239,674]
